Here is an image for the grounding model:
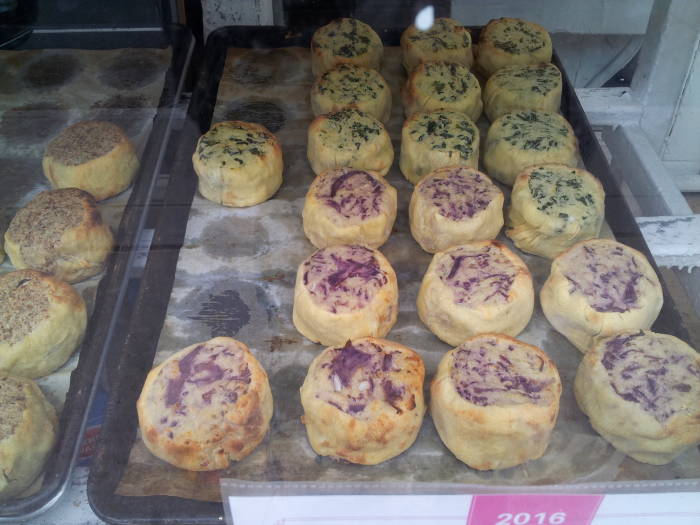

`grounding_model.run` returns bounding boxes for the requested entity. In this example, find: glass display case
[0,1,698,524]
